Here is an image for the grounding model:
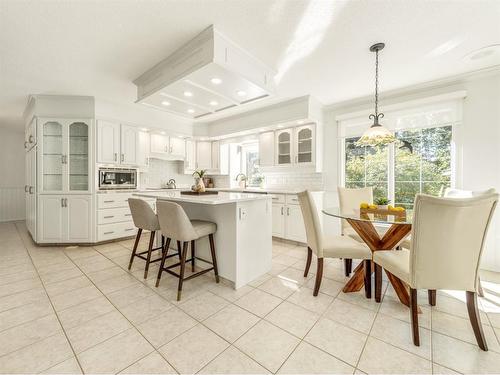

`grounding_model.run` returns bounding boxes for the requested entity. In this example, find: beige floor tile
[203,304,260,343]
[268,261,289,276]
[432,363,461,374]
[265,301,320,338]
[305,318,367,366]
[119,294,173,324]
[95,273,142,294]
[272,254,300,267]
[86,266,129,283]
[39,266,83,284]
[136,307,197,348]
[120,351,176,374]
[66,310,132,353]
[276,267,311,286]
[106,283,156,308]
[51,285,103,311]
[278,341,354,374]
[0,286,48,313]
[41,356,83,374]
[487,312,500,329]
[324,298,376,334]
[258,276,301,299]
[44,275,92,297]
[371,312,431,359]
[0,299,53,332]
[198,346,270,374]
[379,295,431,328]
[337,287,385,312]
[432,331,500,373]
[234,320,300,373]
[305,277,345,297]
[0,277,42,298]
[78,328,154,374]
[208,282,254,302]
[0,269,37,287]
[434,292,488,320]
[0,314,62,356]
[178,291,229,320]
[159,324,229,374]
[0,332,74,374]
[64,246,99,261]
[247,273,273,288]
[57,296,116,329]
[286,287,334,313]
[358,337,432,374]
[0,262,36,277]
[235,289,283,317]
[432,310,500,352]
